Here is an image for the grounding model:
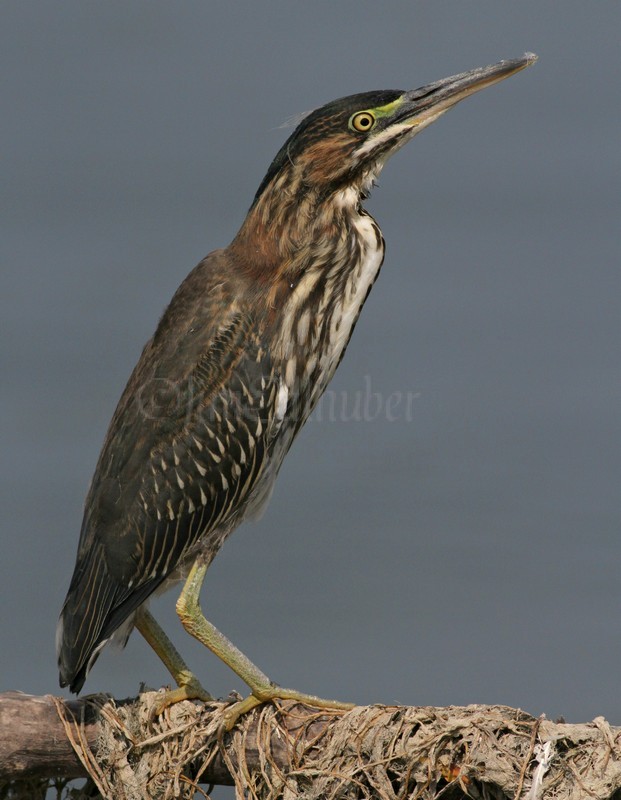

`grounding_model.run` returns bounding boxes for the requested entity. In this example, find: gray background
[1,3,619,793]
